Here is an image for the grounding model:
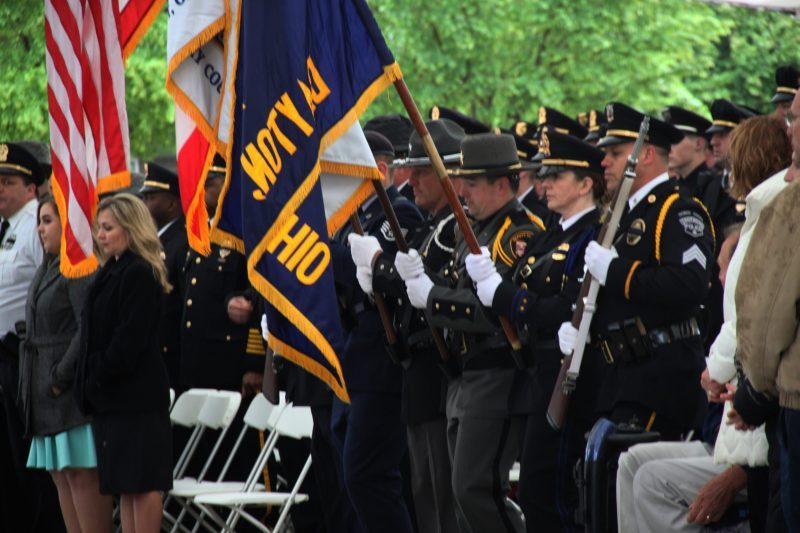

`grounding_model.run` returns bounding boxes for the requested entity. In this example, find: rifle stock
[546,117,650,430]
